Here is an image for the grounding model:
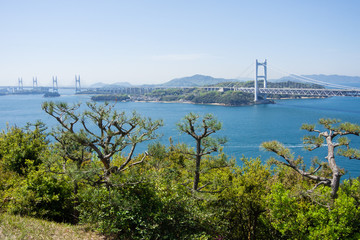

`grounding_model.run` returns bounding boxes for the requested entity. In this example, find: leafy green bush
[267,180,360,239]
[78,183,211,239]
[0,122,48,176]
[7,166,74,222]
